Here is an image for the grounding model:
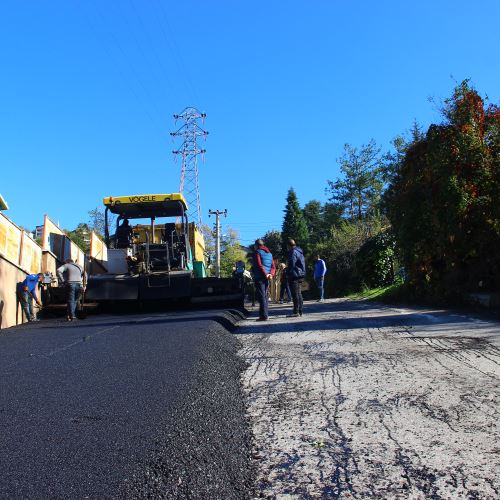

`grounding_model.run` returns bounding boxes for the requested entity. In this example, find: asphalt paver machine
[85,193,243,307]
